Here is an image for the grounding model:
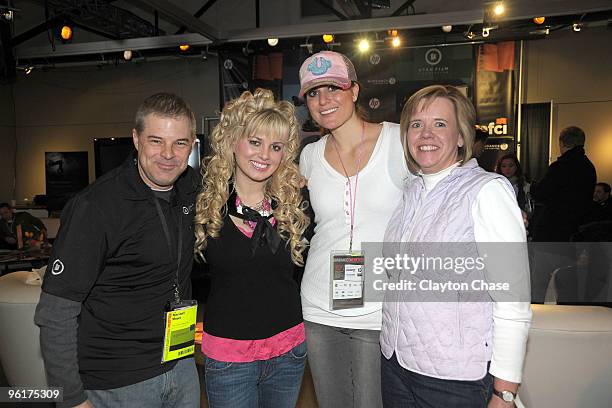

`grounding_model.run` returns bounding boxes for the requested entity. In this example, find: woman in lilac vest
[380,85,532,407]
